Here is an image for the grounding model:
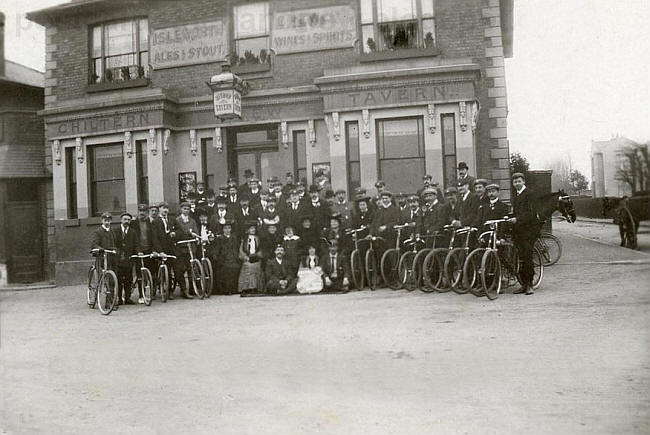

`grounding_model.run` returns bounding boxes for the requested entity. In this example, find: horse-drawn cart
[602,194,650,249]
